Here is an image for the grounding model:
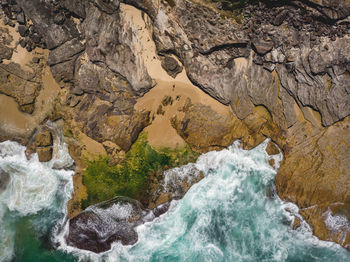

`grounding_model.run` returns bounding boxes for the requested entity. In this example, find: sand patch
[78,132,107,160]
[121,4,232,149]
[0,94,33,135]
